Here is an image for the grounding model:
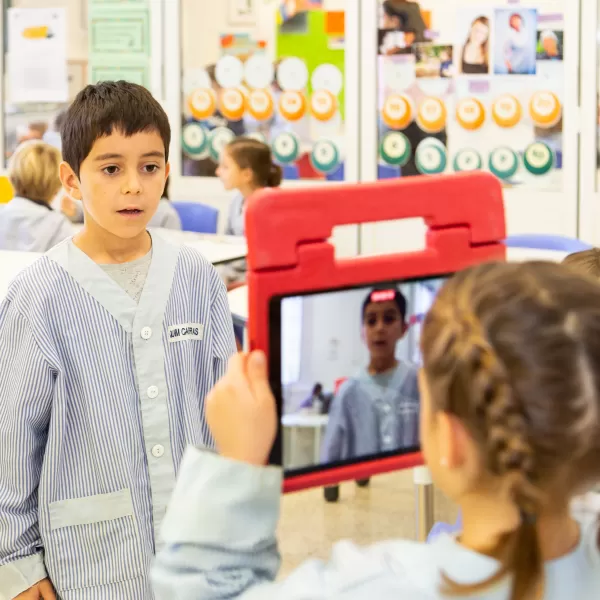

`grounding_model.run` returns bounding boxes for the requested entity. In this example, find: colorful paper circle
[529,91,562,128]
[311,140,341,174]
[246,89,274,121]
[380,131,411,166]
[416,139,447,175]
[247,132,267,144]
[453,149,483,172]
[244,55,274,89]
[492,94,522,128]
[278,90,307,122]
[188,88,216,120]
[456,98,486,131]
[272,132,301,164]
[311,64,344,96]
[489,147,519,180]
[382,94,413,130]
[182,123,209,158]
[310,90,338,122]
[277,57,309,92]
[208,127,235,162]
[215,56,244,88]
[219,88,245,121]
[417,97,447,134]
[523,142,554,176]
